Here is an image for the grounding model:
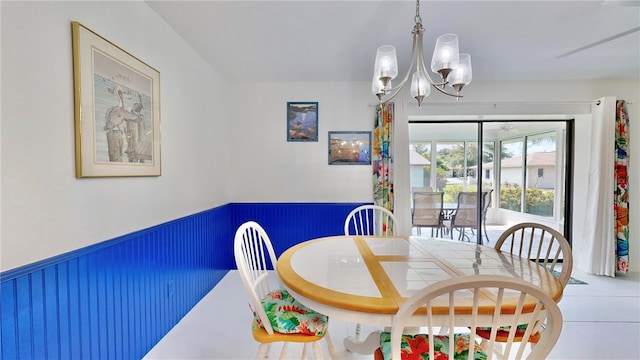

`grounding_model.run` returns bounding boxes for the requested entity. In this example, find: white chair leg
[355,323,362,341]
[257,343,269,360]
[324,332,337,360]
[313,341,322,359]
[480,338,505,360]
[299,342,308,360]
[279,342,289,360]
